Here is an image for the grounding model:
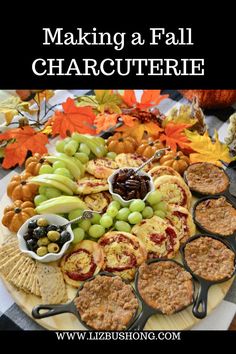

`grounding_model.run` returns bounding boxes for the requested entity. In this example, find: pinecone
[121,108,165,125]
